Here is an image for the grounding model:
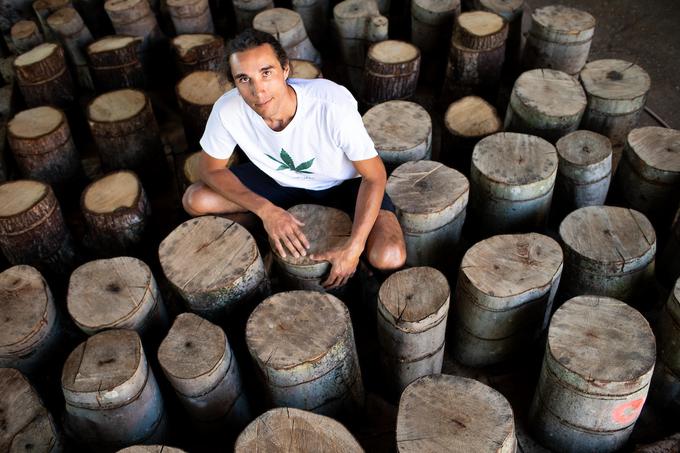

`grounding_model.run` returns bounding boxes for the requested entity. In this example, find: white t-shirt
[200,78,377,190]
